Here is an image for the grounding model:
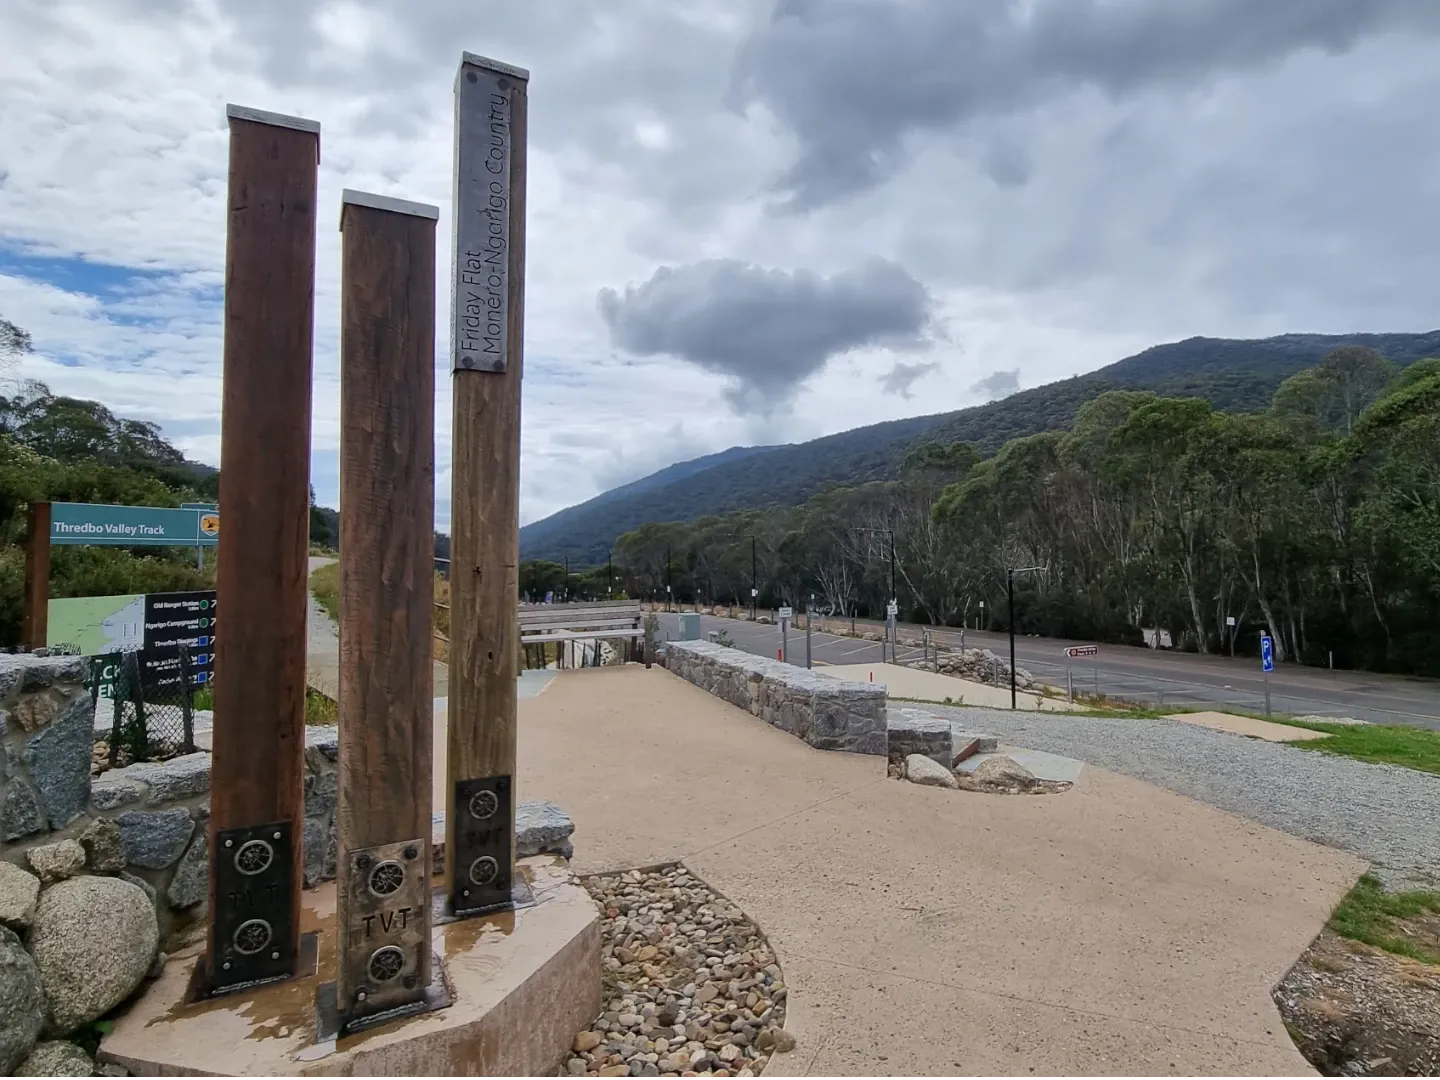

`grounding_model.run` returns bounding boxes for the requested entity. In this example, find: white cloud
[1,0,1436,539]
